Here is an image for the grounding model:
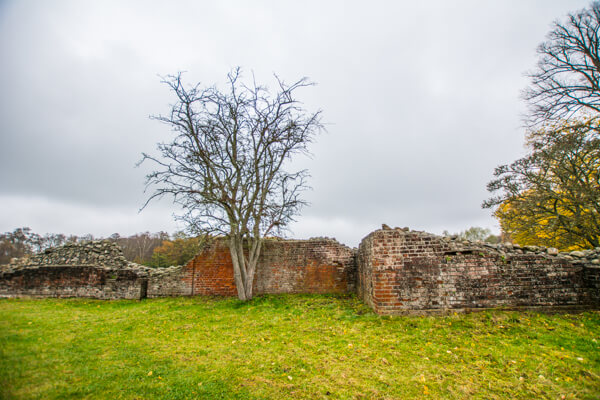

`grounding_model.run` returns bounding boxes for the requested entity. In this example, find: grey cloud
[0,0,590,244]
